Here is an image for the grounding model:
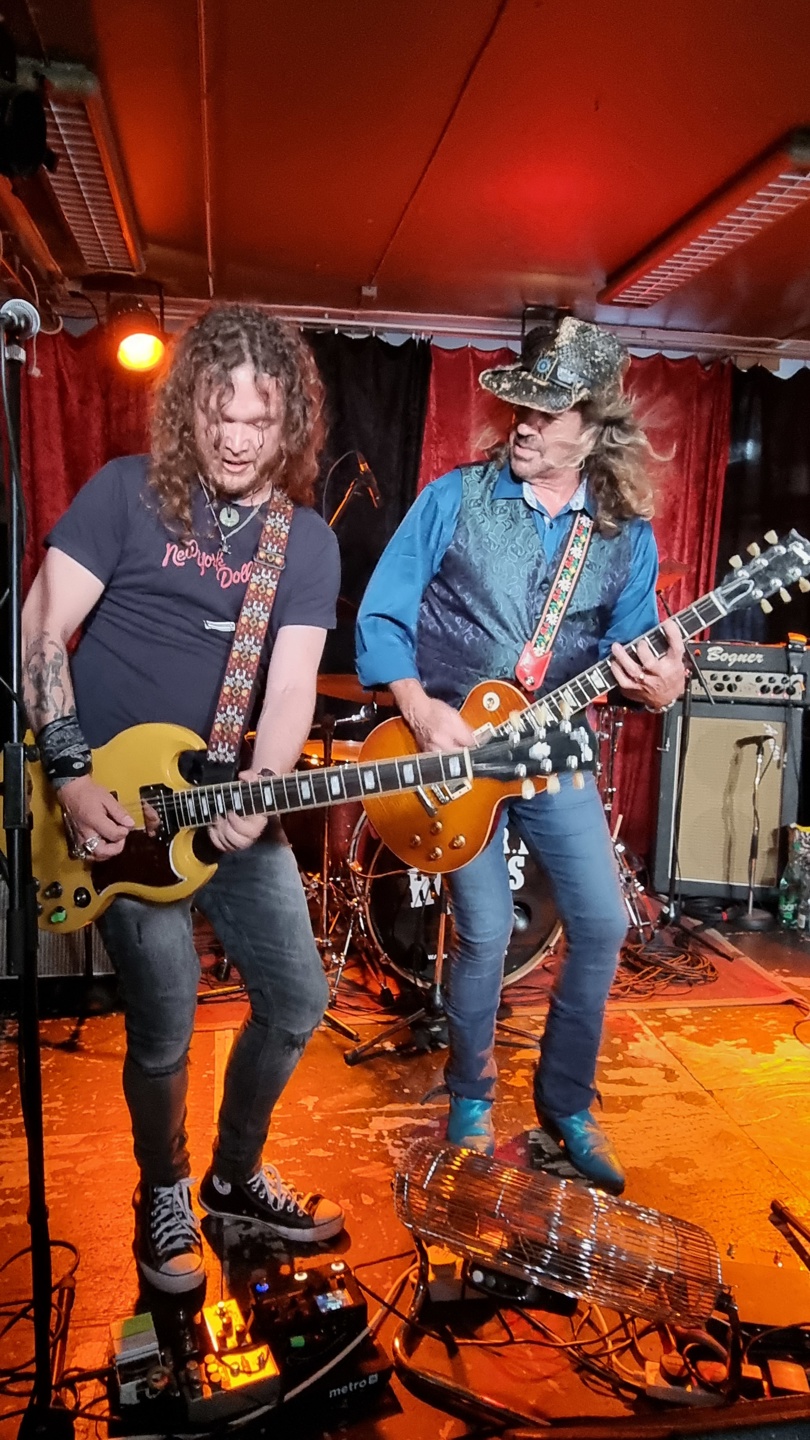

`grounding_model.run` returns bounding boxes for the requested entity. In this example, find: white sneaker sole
[198,1195,344,1243]
[136,1254,206,1293]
